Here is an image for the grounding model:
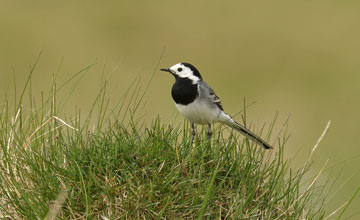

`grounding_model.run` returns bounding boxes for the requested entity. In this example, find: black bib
[171,77,199,105]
